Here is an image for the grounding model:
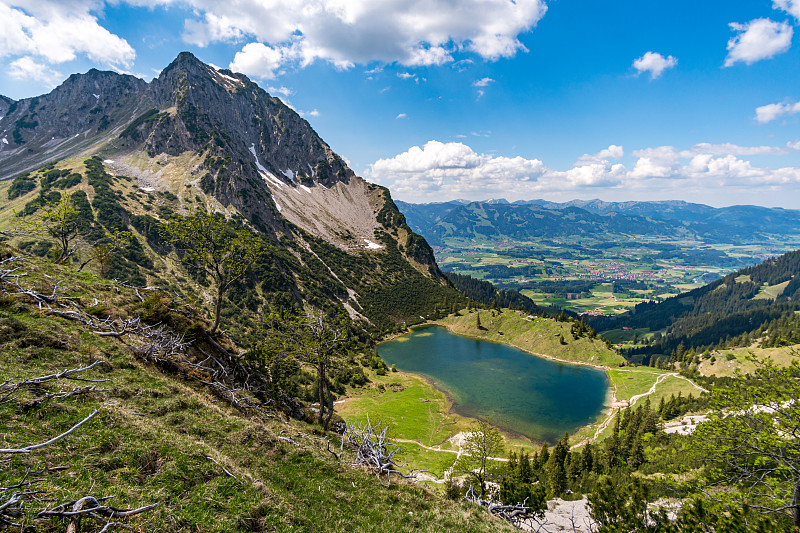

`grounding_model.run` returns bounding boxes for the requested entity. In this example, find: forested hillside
[590,249,800,361]
[443,272,552,316]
